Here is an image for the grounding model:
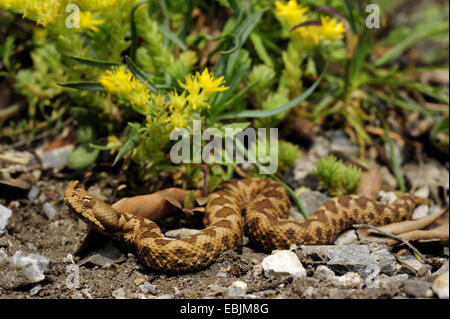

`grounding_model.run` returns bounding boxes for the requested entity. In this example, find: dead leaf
[357,207,449,245]
[357,165,384,199]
